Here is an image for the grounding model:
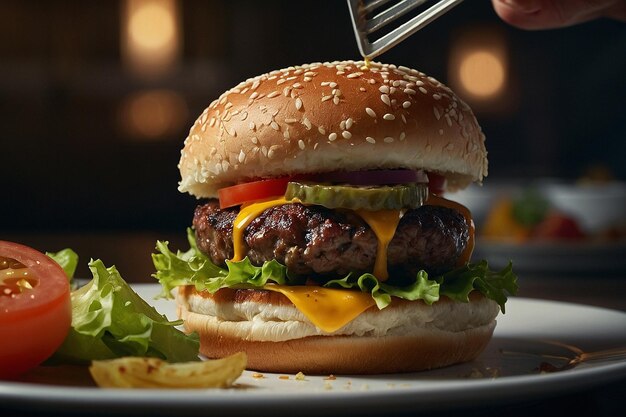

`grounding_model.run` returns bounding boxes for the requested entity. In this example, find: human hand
[491,0,626,30]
